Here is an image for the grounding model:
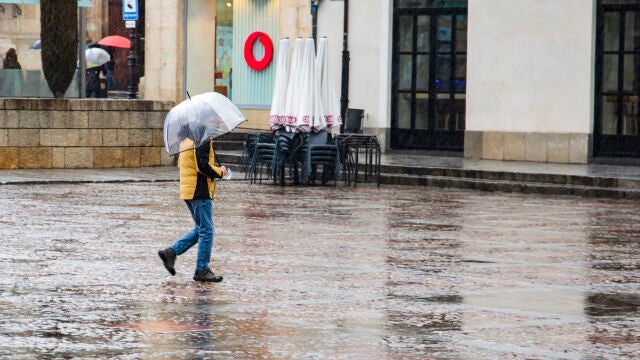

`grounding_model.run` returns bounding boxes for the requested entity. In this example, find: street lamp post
[340,0,350,132]
[123,0,140,99]
[127,26,138,99]
[311,0,319,43]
